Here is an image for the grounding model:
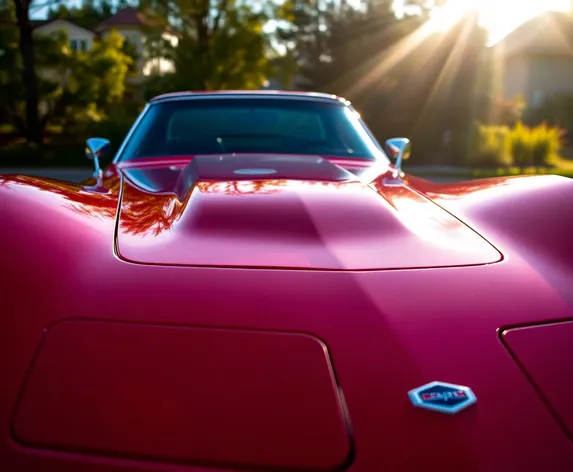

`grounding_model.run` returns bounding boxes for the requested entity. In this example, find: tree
[9,0,42,144]
[1,14,133,135]
[1,0,138,145]
[276,0,491,163]
[276,0,422,92]
[0,1,23,129]
[0,0,64,135]
[275,0,339,90]
[140,0,273,93]
[40,29,133,129]
[48,0,114,30]
[47,0,139,75]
